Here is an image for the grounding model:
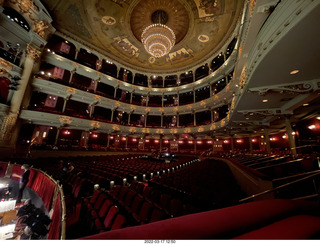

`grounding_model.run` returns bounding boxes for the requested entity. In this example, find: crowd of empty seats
[229,153,319,179]
[149,158,245,209]
[227,152,320,201]
[66,177,205,238]
[16,154,199,238]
